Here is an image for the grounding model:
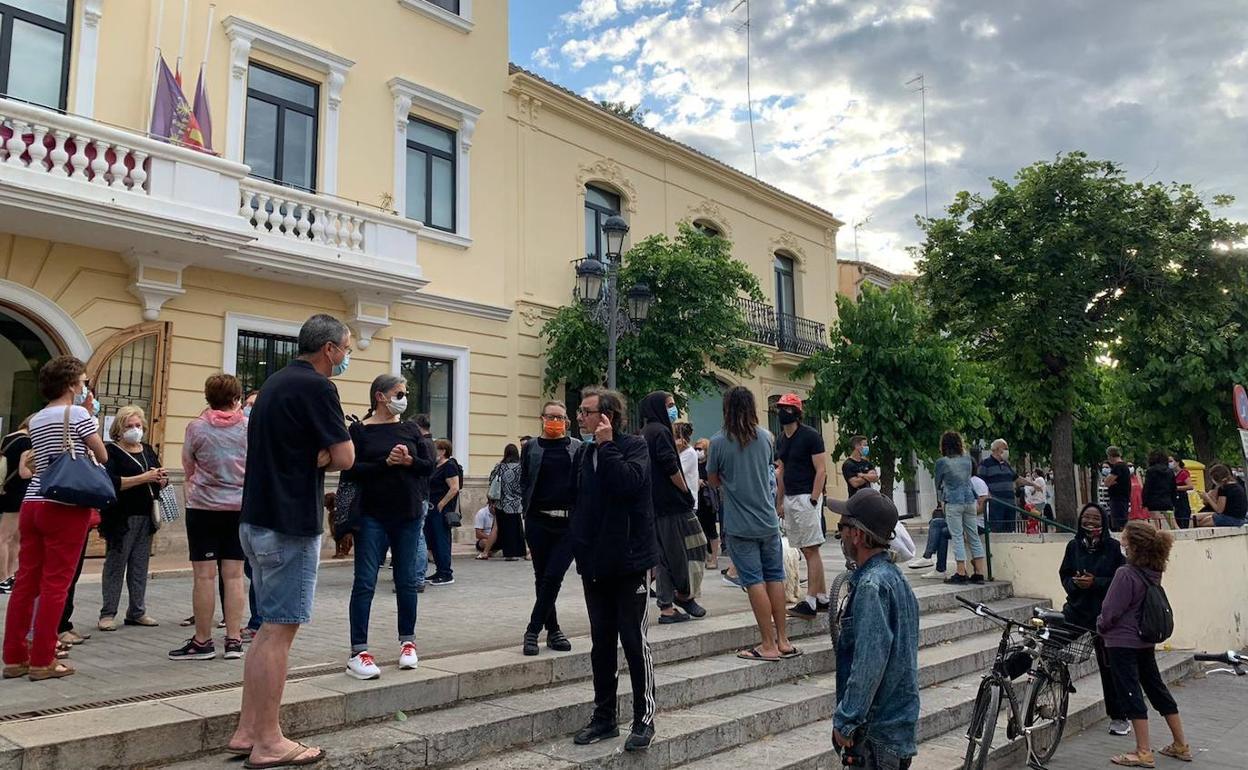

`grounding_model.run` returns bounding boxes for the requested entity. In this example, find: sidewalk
[0,551,798,720]
[1046,672,1247,769]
